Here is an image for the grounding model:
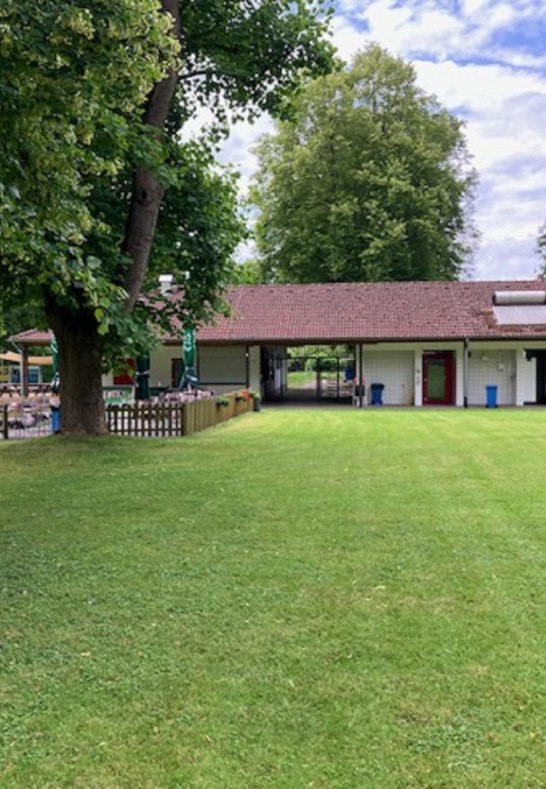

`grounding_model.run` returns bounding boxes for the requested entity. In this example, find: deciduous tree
[0,0,333,433]
[251,44,477,284]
